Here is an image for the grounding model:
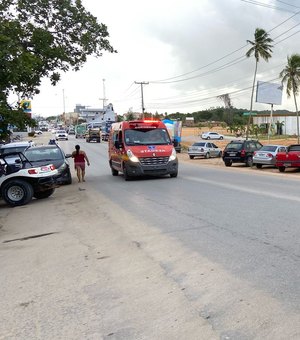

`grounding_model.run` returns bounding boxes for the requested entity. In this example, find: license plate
[229,153,236,156]
[284,163,291,167]
[41,166,51,172]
